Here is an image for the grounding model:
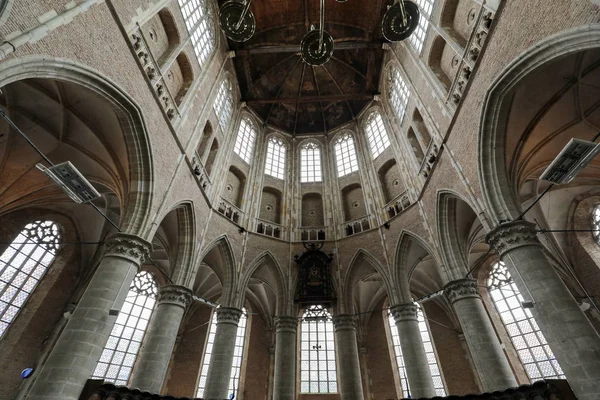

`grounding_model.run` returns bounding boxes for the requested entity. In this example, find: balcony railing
[192,155,212,193]
[256,218,284,239]
[299,227,328,241]
[342,216,372,237]
[384,190,411,220]
[218,198,243,224]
